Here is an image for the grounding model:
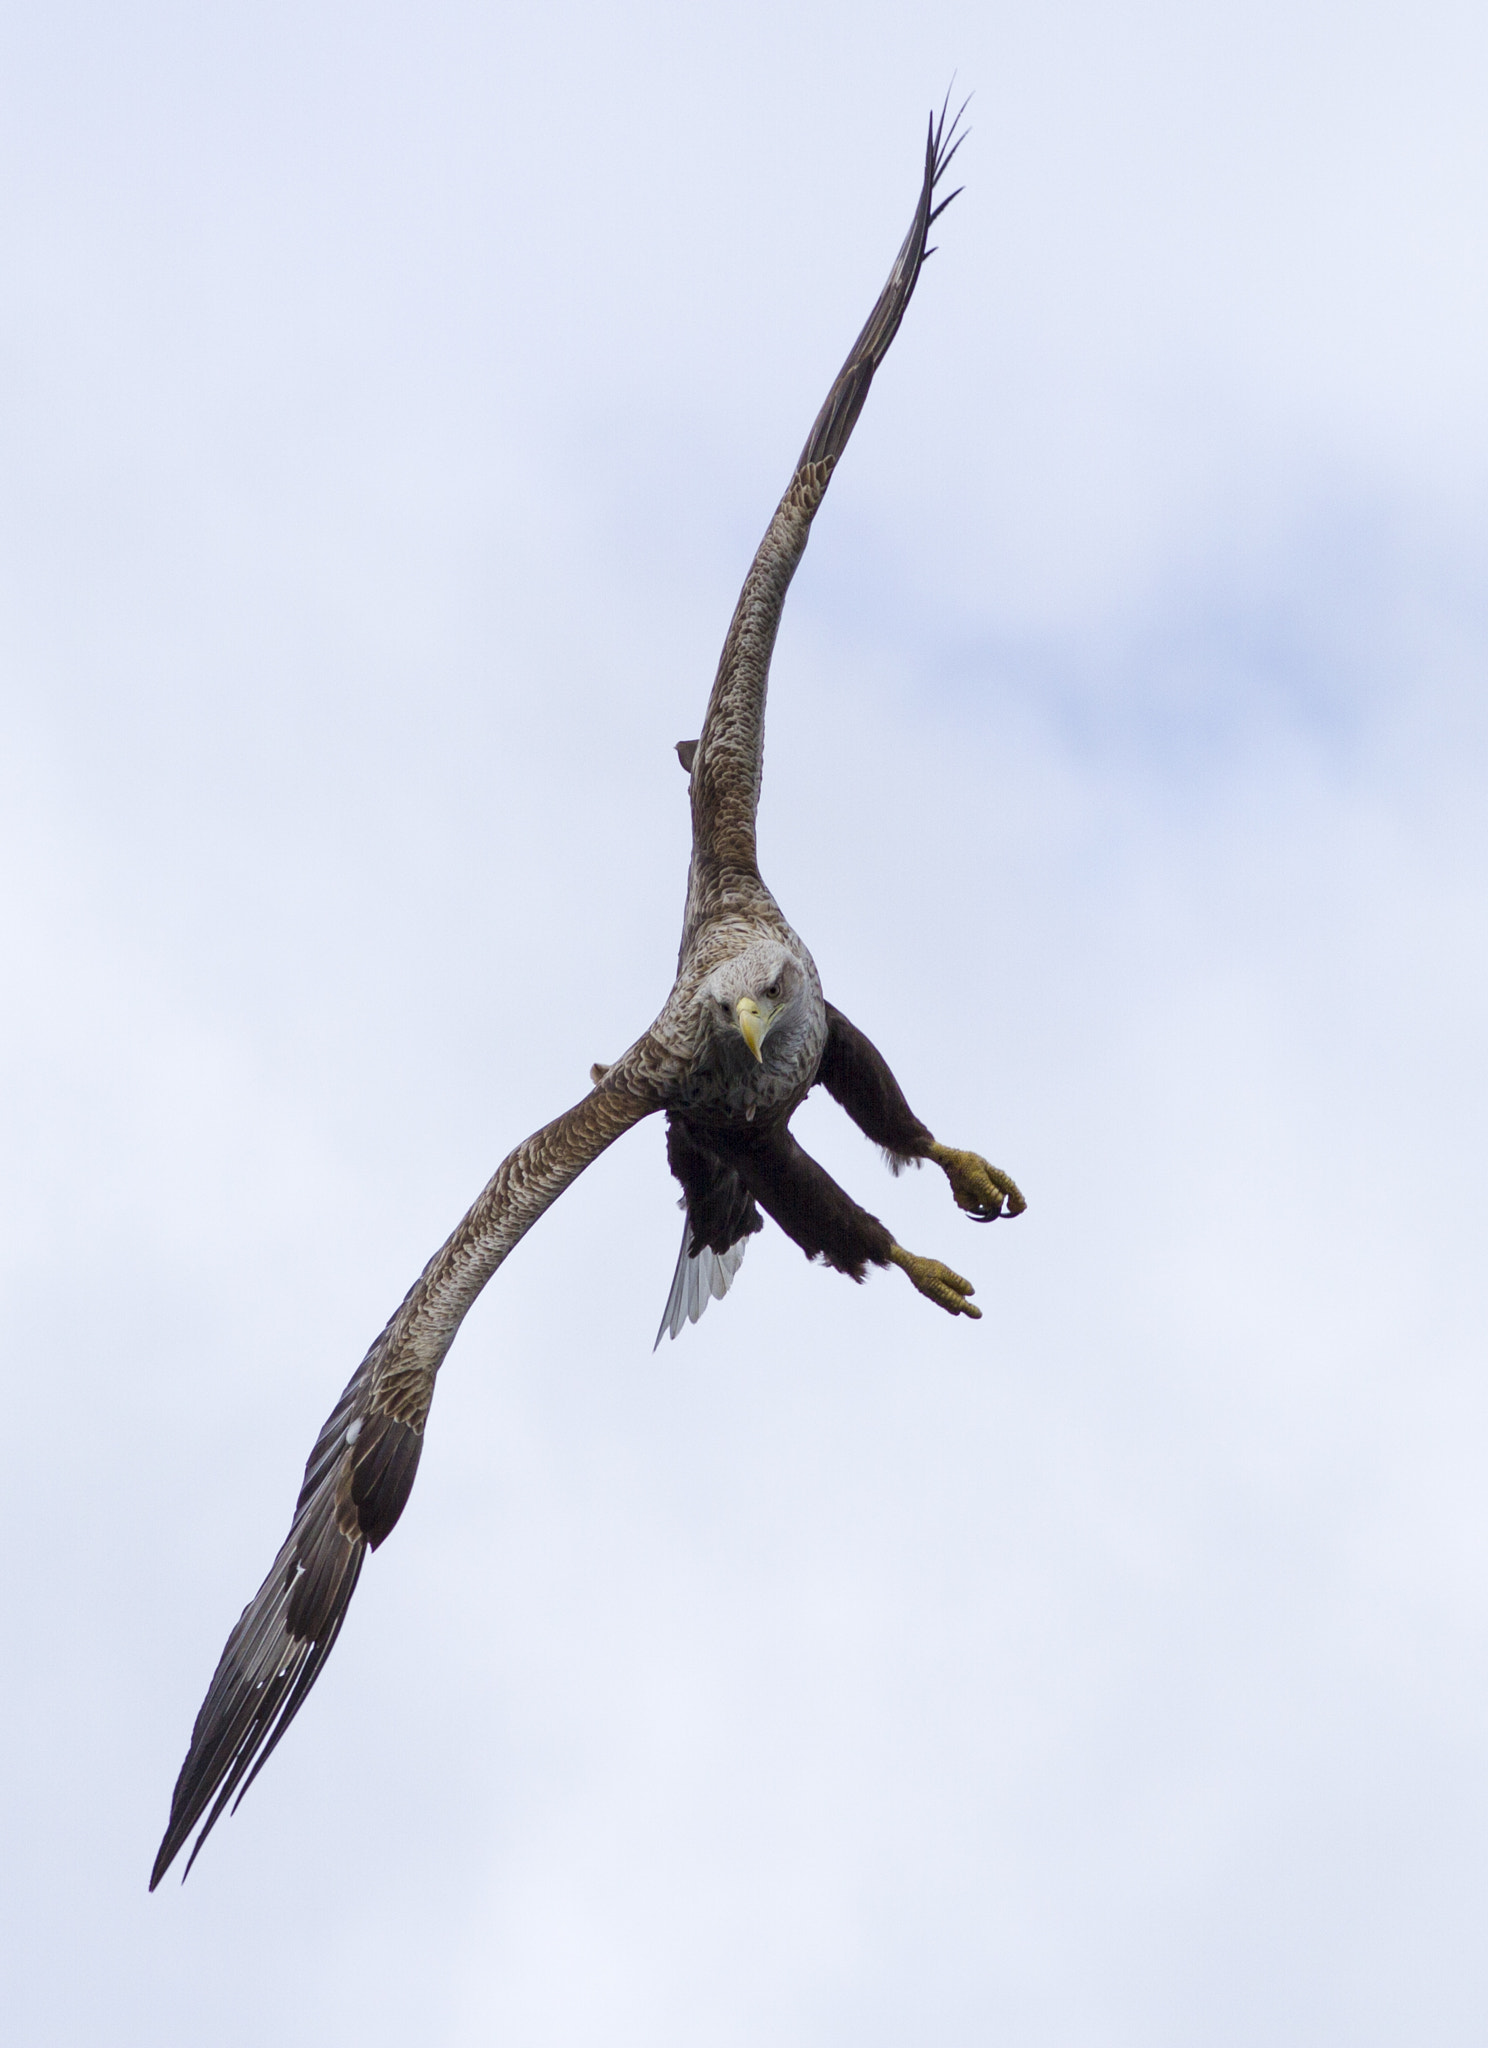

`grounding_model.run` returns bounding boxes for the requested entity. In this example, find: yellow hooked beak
[735,995,774,1063]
